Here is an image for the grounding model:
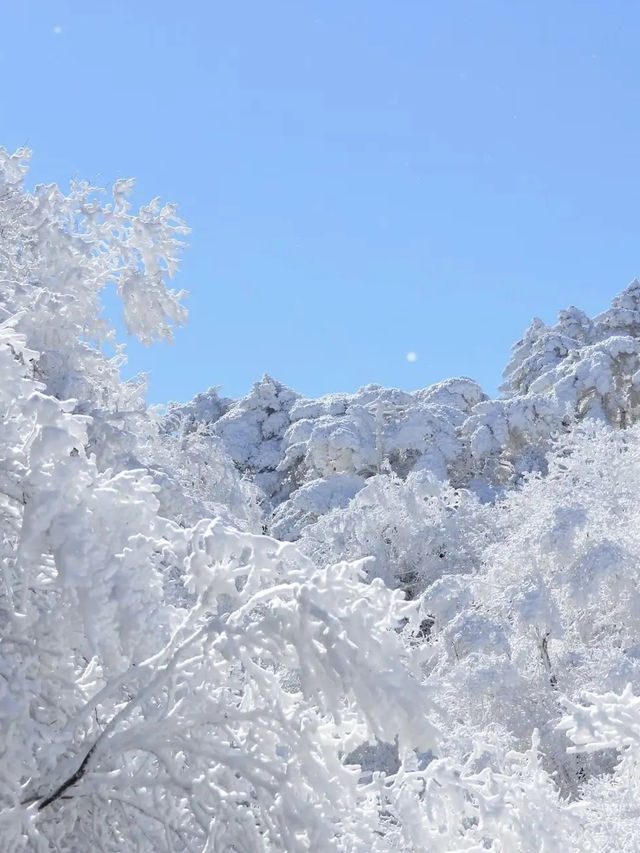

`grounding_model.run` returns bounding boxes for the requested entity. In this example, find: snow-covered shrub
[559,685,640,851]
[300,470,485,596]
[423,421,640,807]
